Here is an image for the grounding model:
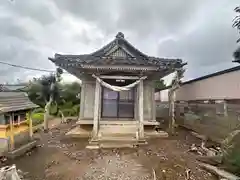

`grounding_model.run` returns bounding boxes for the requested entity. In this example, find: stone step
[99,143,135,149]
[99,126,138,133]
[99,132,137,138]
[99,136,137,142]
